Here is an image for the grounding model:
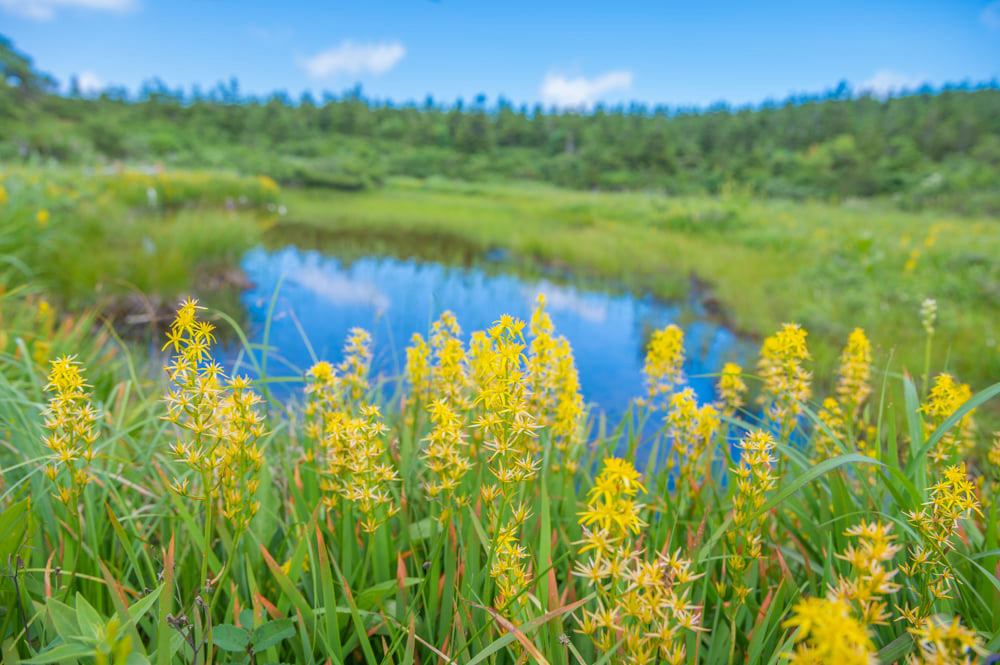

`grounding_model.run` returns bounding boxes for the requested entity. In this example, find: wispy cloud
[0,0,135,20]
[524,282,608,324]
[299,40,406,79]
[289,266,390,312]
[859,69,924,99]
[981,1,1000,29]
[539,70,633,109]
[75,70,105,95]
